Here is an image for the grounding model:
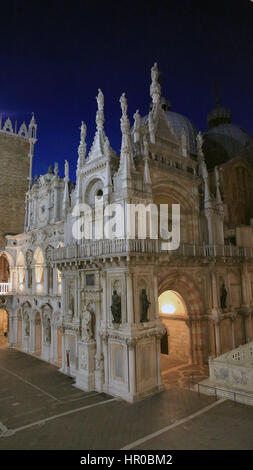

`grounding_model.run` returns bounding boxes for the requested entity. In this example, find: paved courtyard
[0,345,253,450]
